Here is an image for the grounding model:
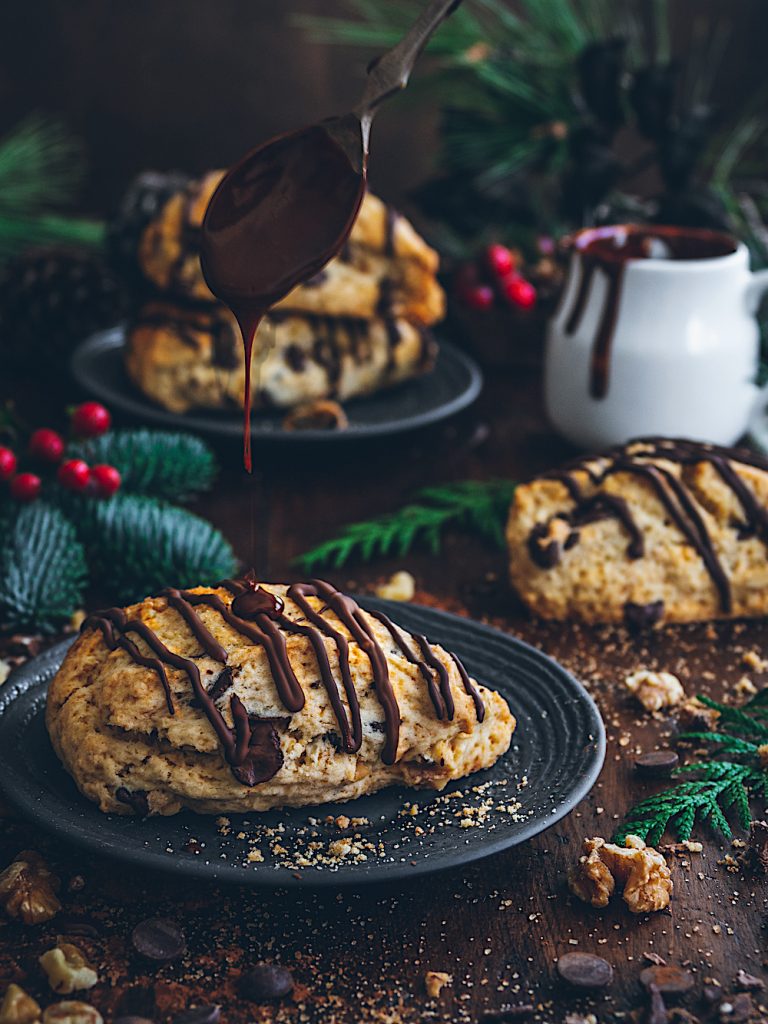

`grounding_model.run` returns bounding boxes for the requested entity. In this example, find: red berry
[58,458,91,492]
[0,447,17,481]
[10,472,41,502]
[71,401,111,438]
[460,283,495,311]
[486,243,516,278]
[91,463,121,498]
[28,428,65,463]
[502,276,537,310]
